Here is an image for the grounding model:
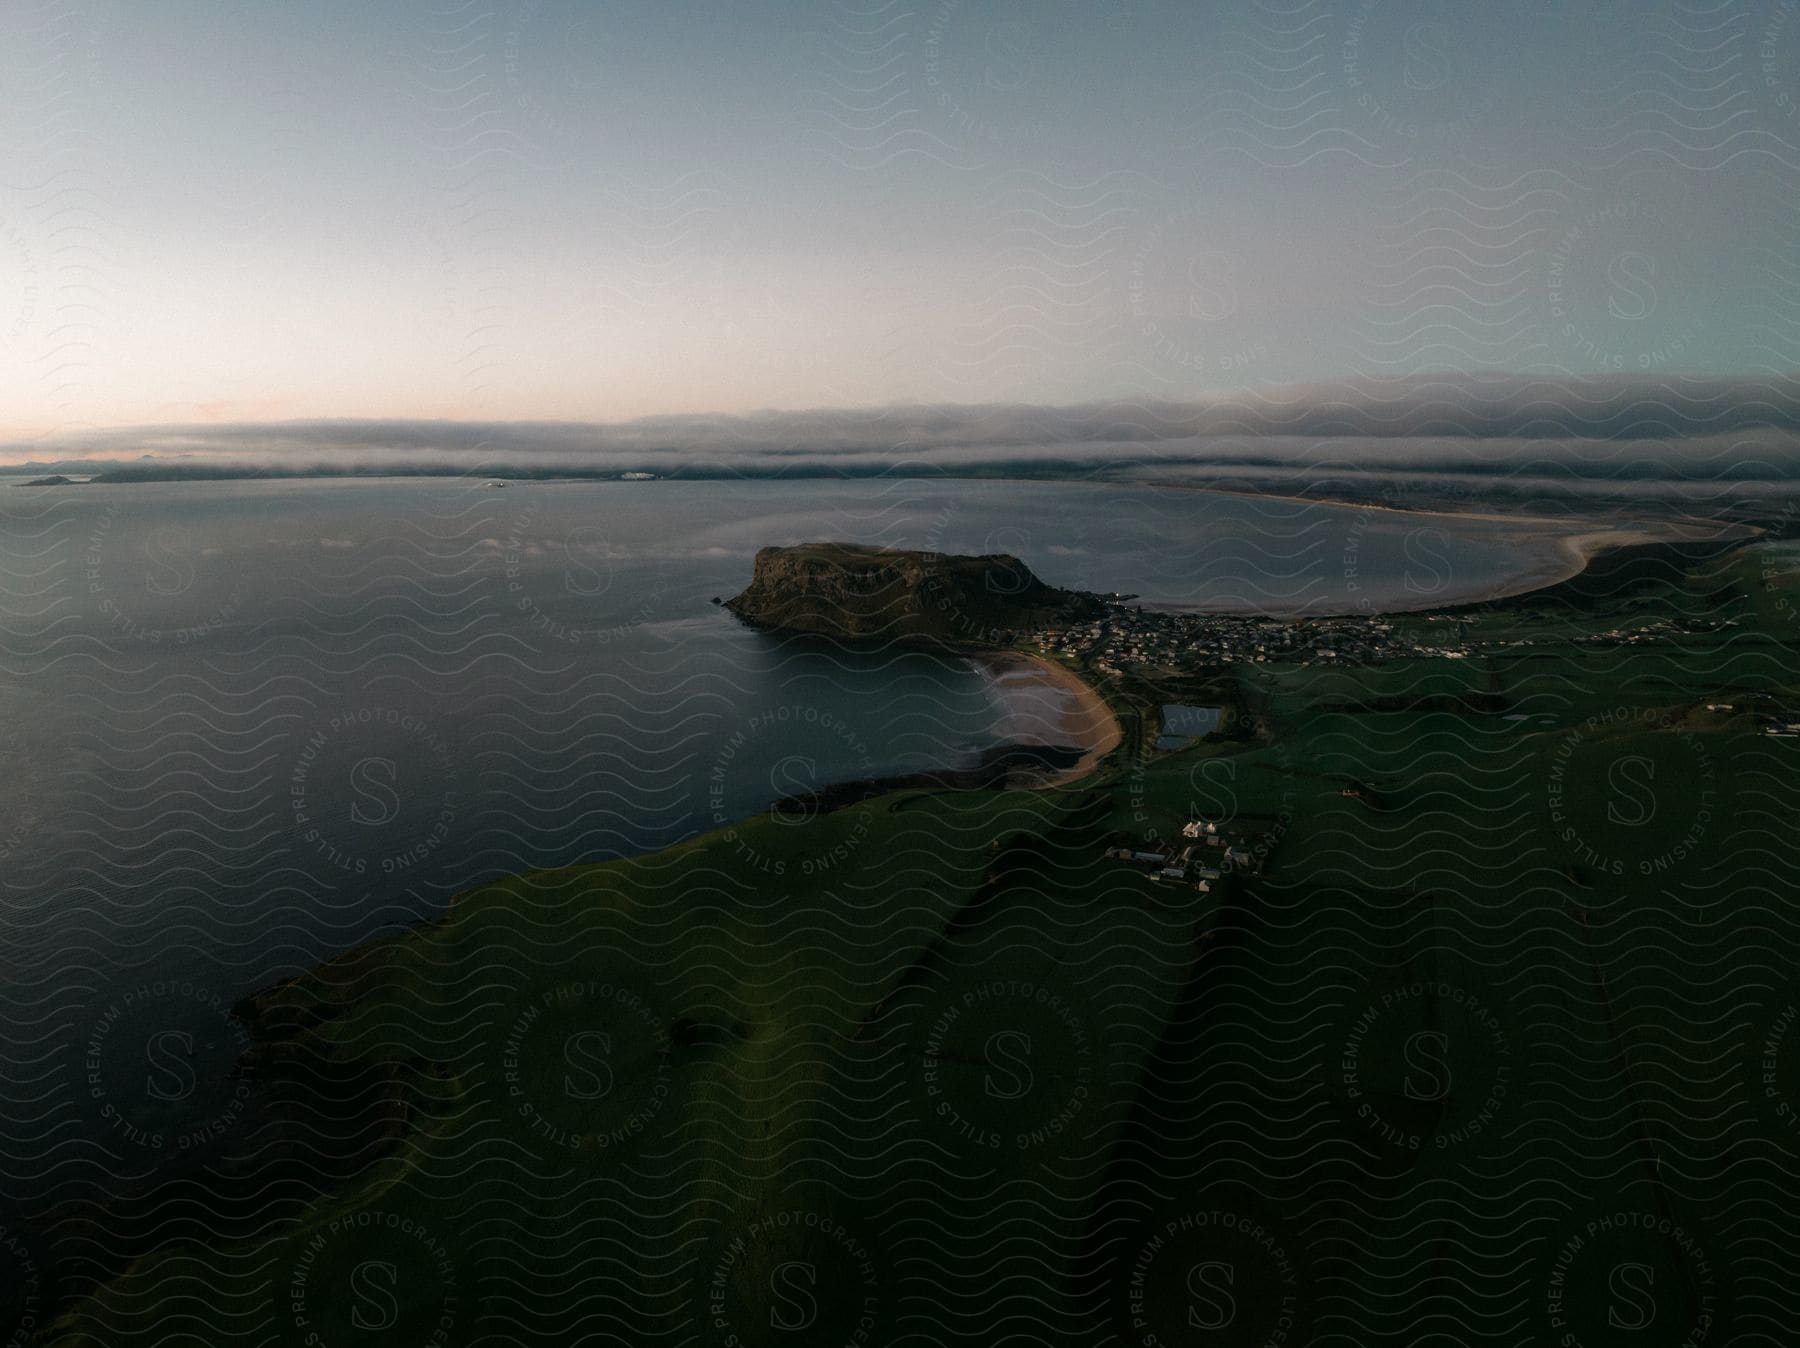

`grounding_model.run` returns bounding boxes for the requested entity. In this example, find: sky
[3,0,1798,458]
